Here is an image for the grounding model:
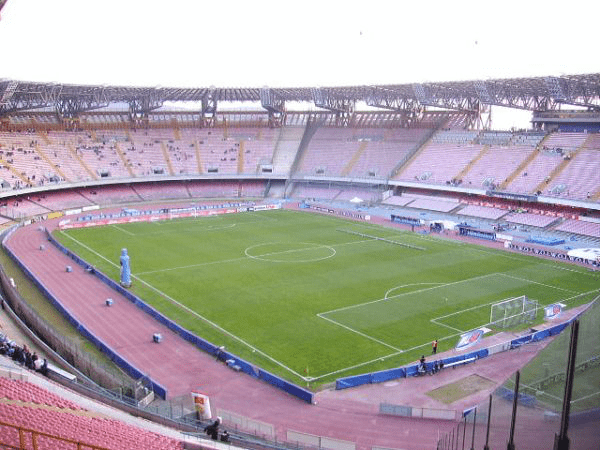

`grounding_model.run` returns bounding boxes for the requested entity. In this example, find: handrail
[0,418,112,450]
